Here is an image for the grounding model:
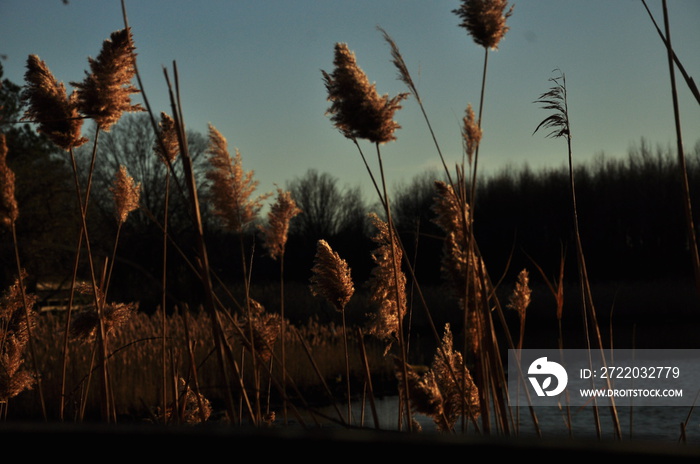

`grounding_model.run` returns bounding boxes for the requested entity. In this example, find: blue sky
[1,0,699,203]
